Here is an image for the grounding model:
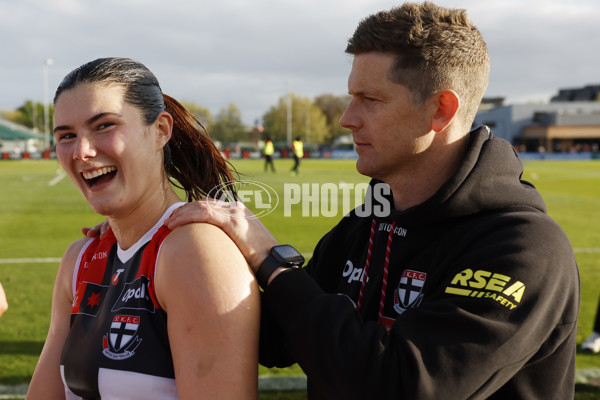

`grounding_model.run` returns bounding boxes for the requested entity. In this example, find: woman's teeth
[83,166,116,180]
